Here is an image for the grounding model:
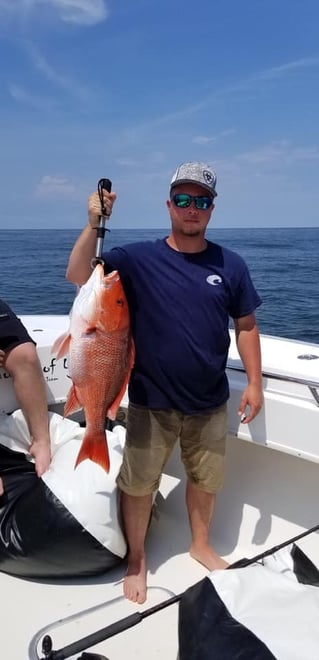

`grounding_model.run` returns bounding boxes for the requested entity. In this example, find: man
[66,161,263,605]
[0,300,51,495]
